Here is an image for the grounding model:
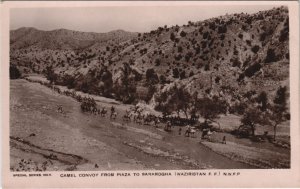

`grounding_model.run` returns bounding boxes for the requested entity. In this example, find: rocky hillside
[10,6,289,109]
